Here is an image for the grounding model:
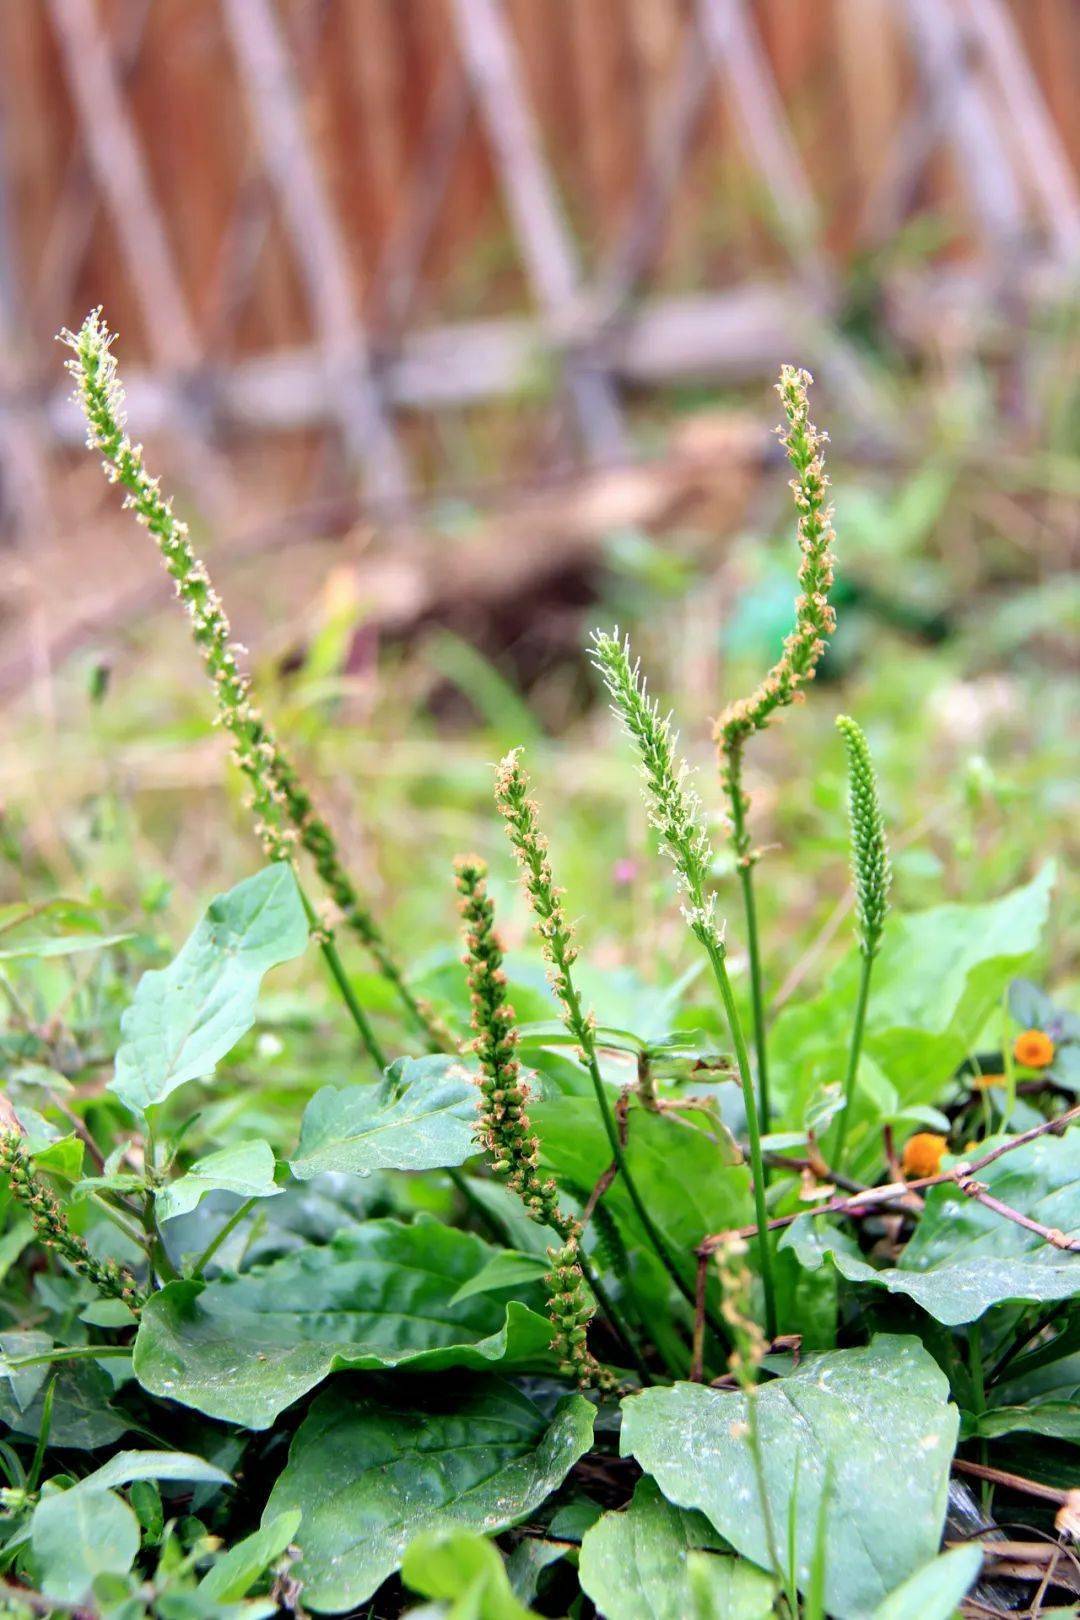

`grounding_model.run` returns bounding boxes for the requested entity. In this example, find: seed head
[835,715,891,958]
